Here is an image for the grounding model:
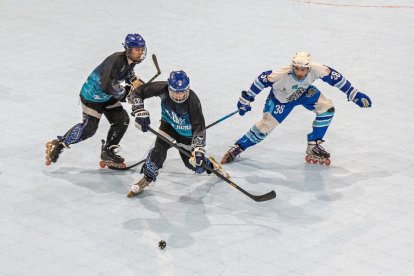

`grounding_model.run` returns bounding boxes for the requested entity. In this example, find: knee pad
[107,107,130,126]
[82,115,100,139]
[120,109,130,125]
[314,94,334,114]
[255,112,279,134]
